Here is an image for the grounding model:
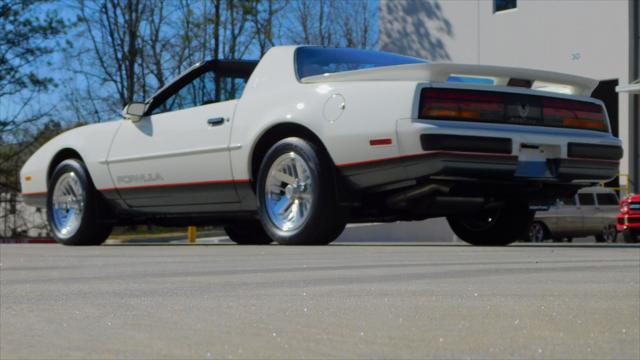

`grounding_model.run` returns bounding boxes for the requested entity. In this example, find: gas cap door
[323,94,345,123]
